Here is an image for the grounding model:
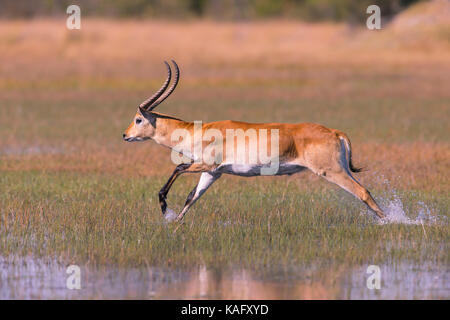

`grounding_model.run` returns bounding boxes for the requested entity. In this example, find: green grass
[1,171,447,275]
[0,73,448,281]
